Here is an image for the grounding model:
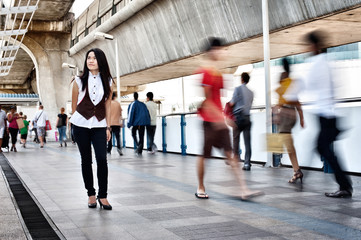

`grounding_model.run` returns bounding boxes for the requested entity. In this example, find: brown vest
[76,85,106,121]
